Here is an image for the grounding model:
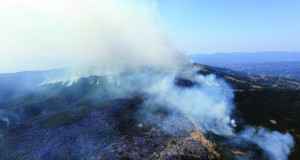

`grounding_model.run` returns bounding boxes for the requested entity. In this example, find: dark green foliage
[120,155,132,160]
[199,64,300,90]
[38,111,86,129]
[0,100,123,159]
[23,105,42,118]
[3,124,29,138]
[0,120,7,129]
[0,67,299,159]
[222,61,300,79]
[41,146,81,160]
[113,98,141,134]
[198,65,300,159]
[123,135,134,142]
[234,89,300,159]
[170,139,177,145]
[99,152,108,160]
